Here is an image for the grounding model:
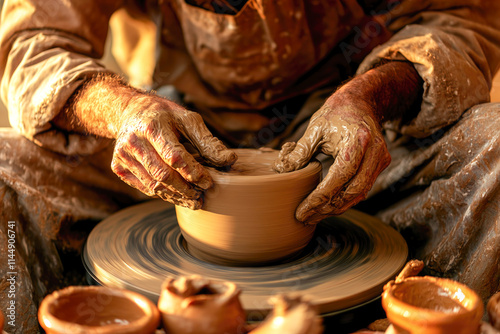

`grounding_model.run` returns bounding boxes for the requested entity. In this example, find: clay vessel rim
[382,276,483,319]
[209,160,322,183]
[38,286,159,331]
[161,276,239,302]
